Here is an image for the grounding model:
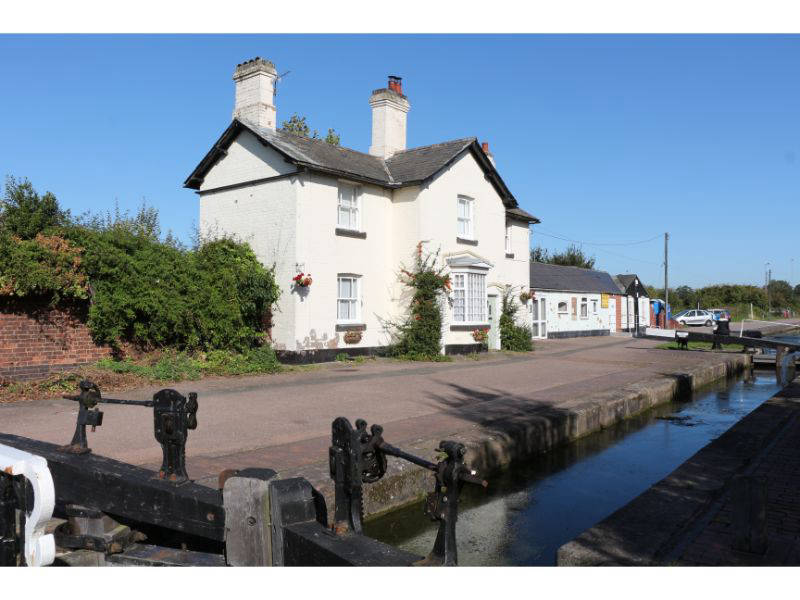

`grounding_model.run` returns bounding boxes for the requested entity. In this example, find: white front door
[487,295,500,349]
[531,297,547,339]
